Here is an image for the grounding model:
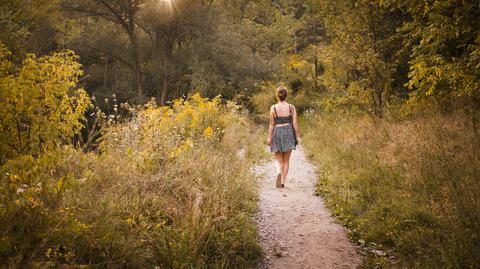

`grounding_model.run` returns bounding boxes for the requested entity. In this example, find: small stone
[371,249,386,256]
